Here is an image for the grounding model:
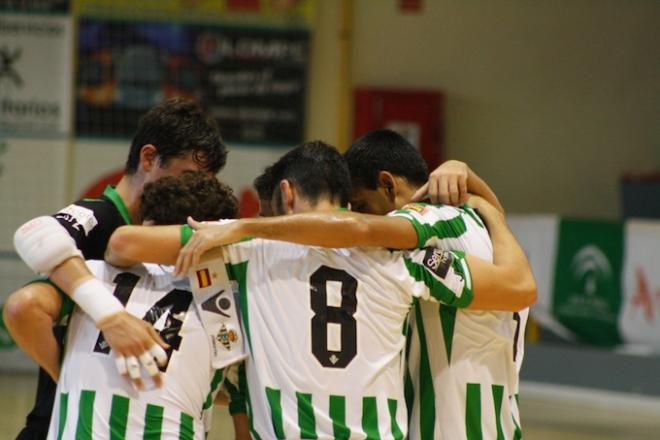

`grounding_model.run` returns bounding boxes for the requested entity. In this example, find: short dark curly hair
[140,171,238,224]
[125,97,227,175]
